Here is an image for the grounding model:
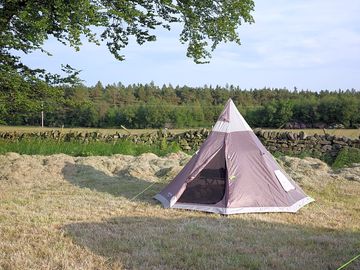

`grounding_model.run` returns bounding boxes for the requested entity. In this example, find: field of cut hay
[0,152,359,269]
